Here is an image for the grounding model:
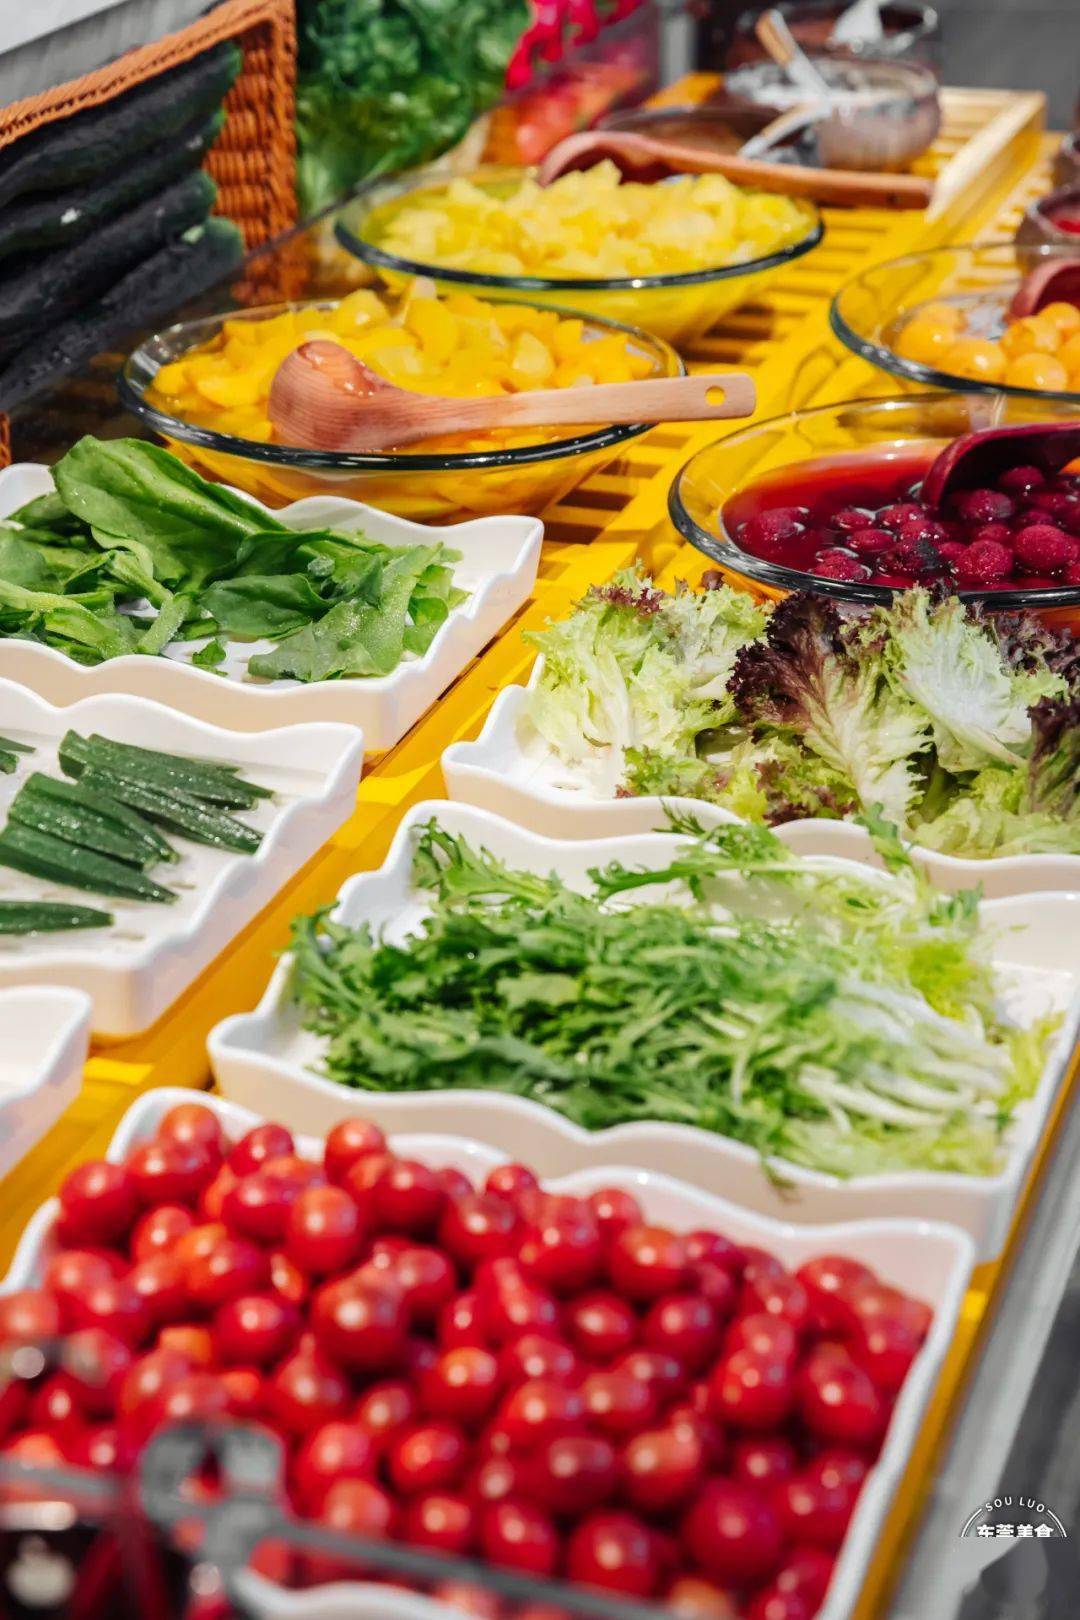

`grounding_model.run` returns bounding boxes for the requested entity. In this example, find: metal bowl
[1015,182,1080,252]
